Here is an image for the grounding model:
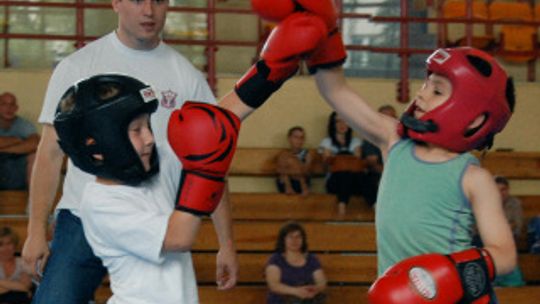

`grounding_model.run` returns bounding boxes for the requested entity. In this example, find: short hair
[494,175,509,187]
[287,126,305,137]
[274,221,308,254]
[377,104,395,113]
[0,227,19,246]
